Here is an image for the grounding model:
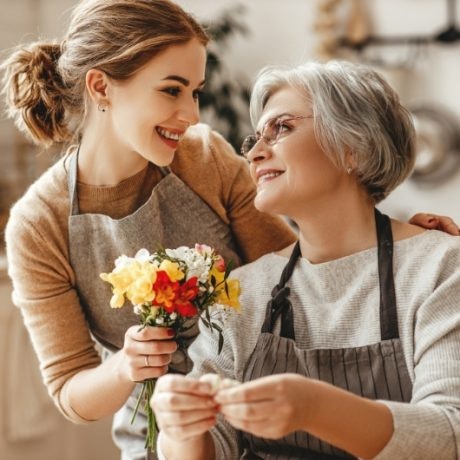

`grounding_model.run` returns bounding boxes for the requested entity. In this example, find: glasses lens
[264,118,280,144]
[241,135,258,156]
